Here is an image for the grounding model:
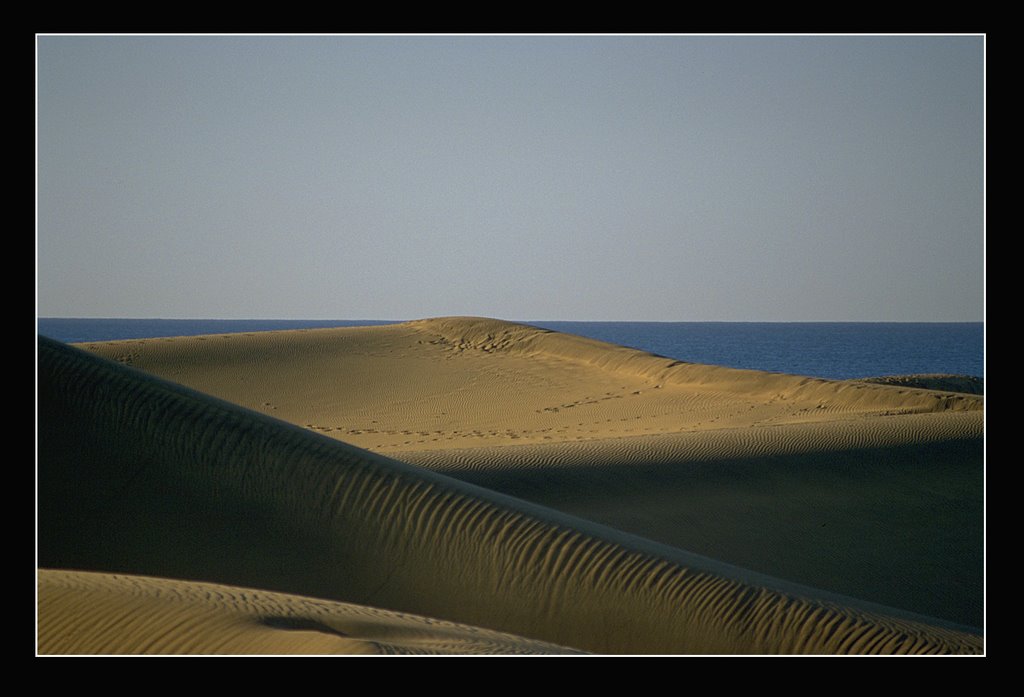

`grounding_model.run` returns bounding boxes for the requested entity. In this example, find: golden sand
[38,570,583,655]
[37,318,983,654]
